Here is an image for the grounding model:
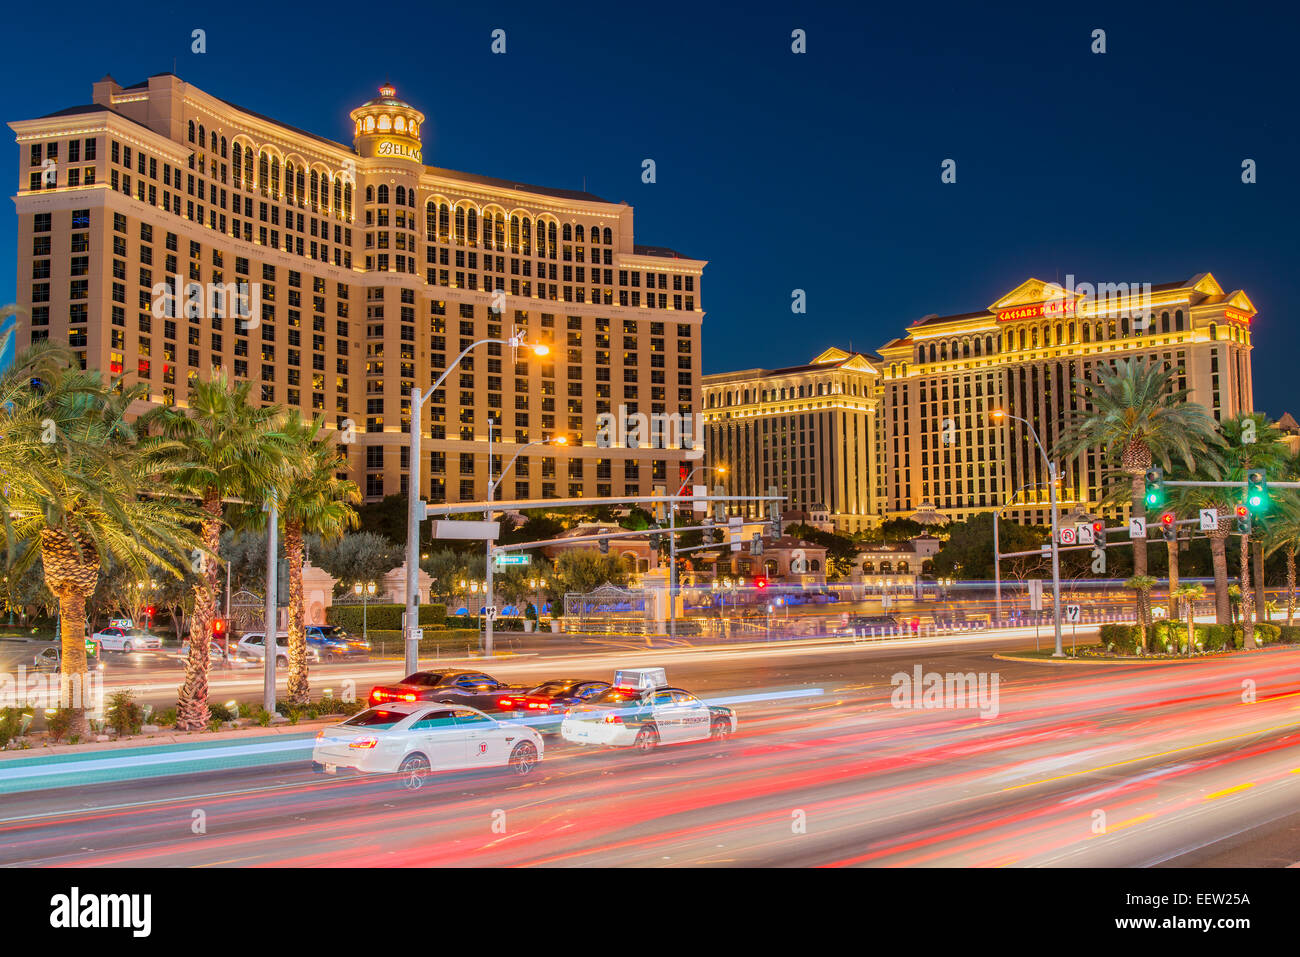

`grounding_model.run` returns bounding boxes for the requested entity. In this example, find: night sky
[3,1,1296,414]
